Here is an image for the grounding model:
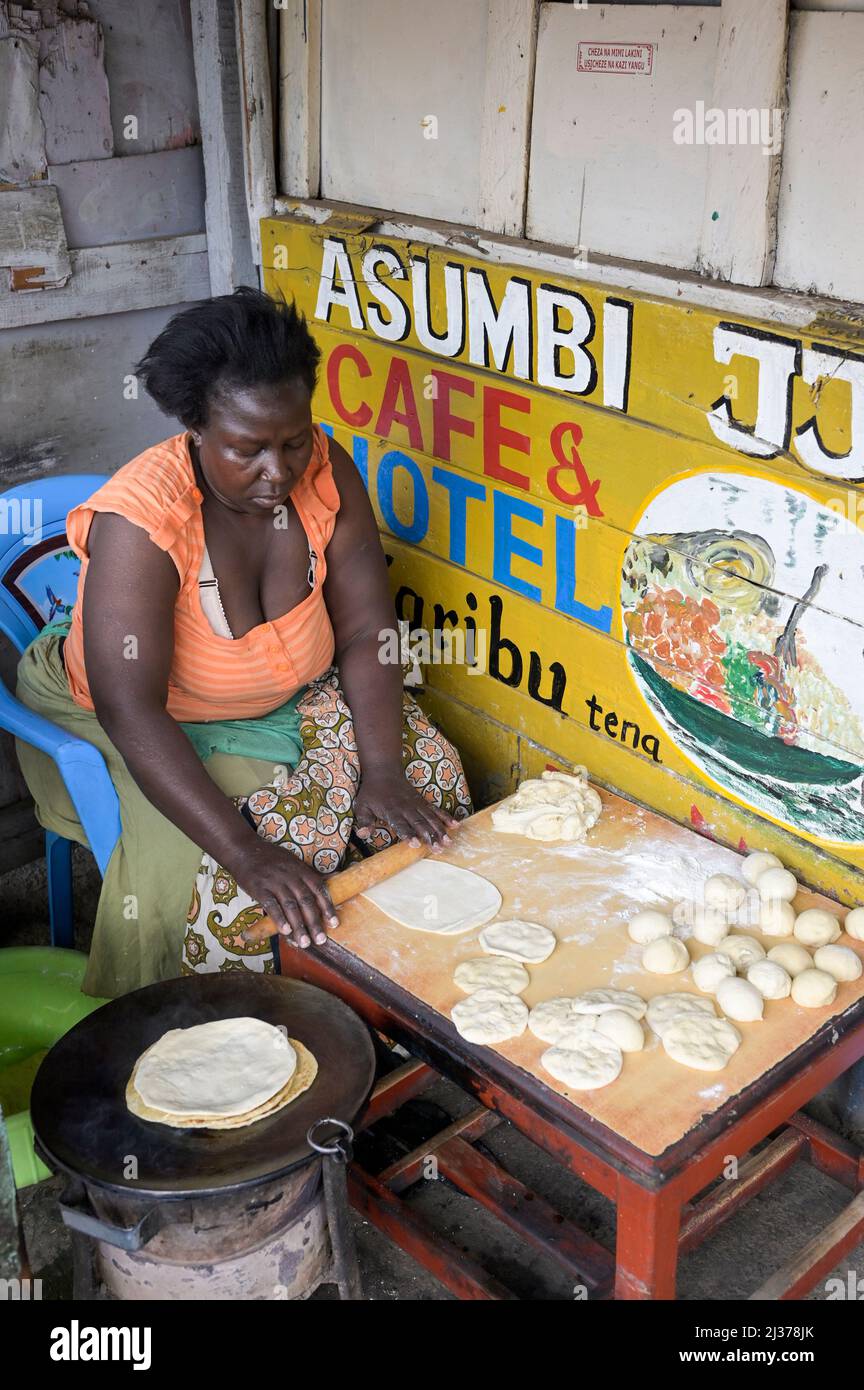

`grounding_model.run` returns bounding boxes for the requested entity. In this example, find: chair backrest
[0,475,107,654]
